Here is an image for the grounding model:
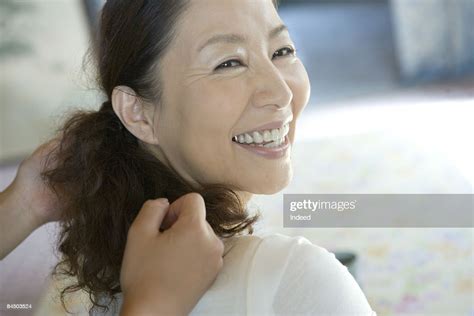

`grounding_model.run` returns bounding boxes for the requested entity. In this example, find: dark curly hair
[41,0,279,312]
